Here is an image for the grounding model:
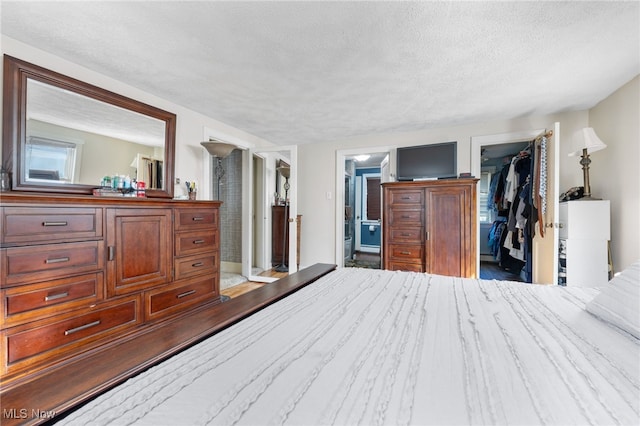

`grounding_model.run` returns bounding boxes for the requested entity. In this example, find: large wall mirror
[2,55,176,198]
